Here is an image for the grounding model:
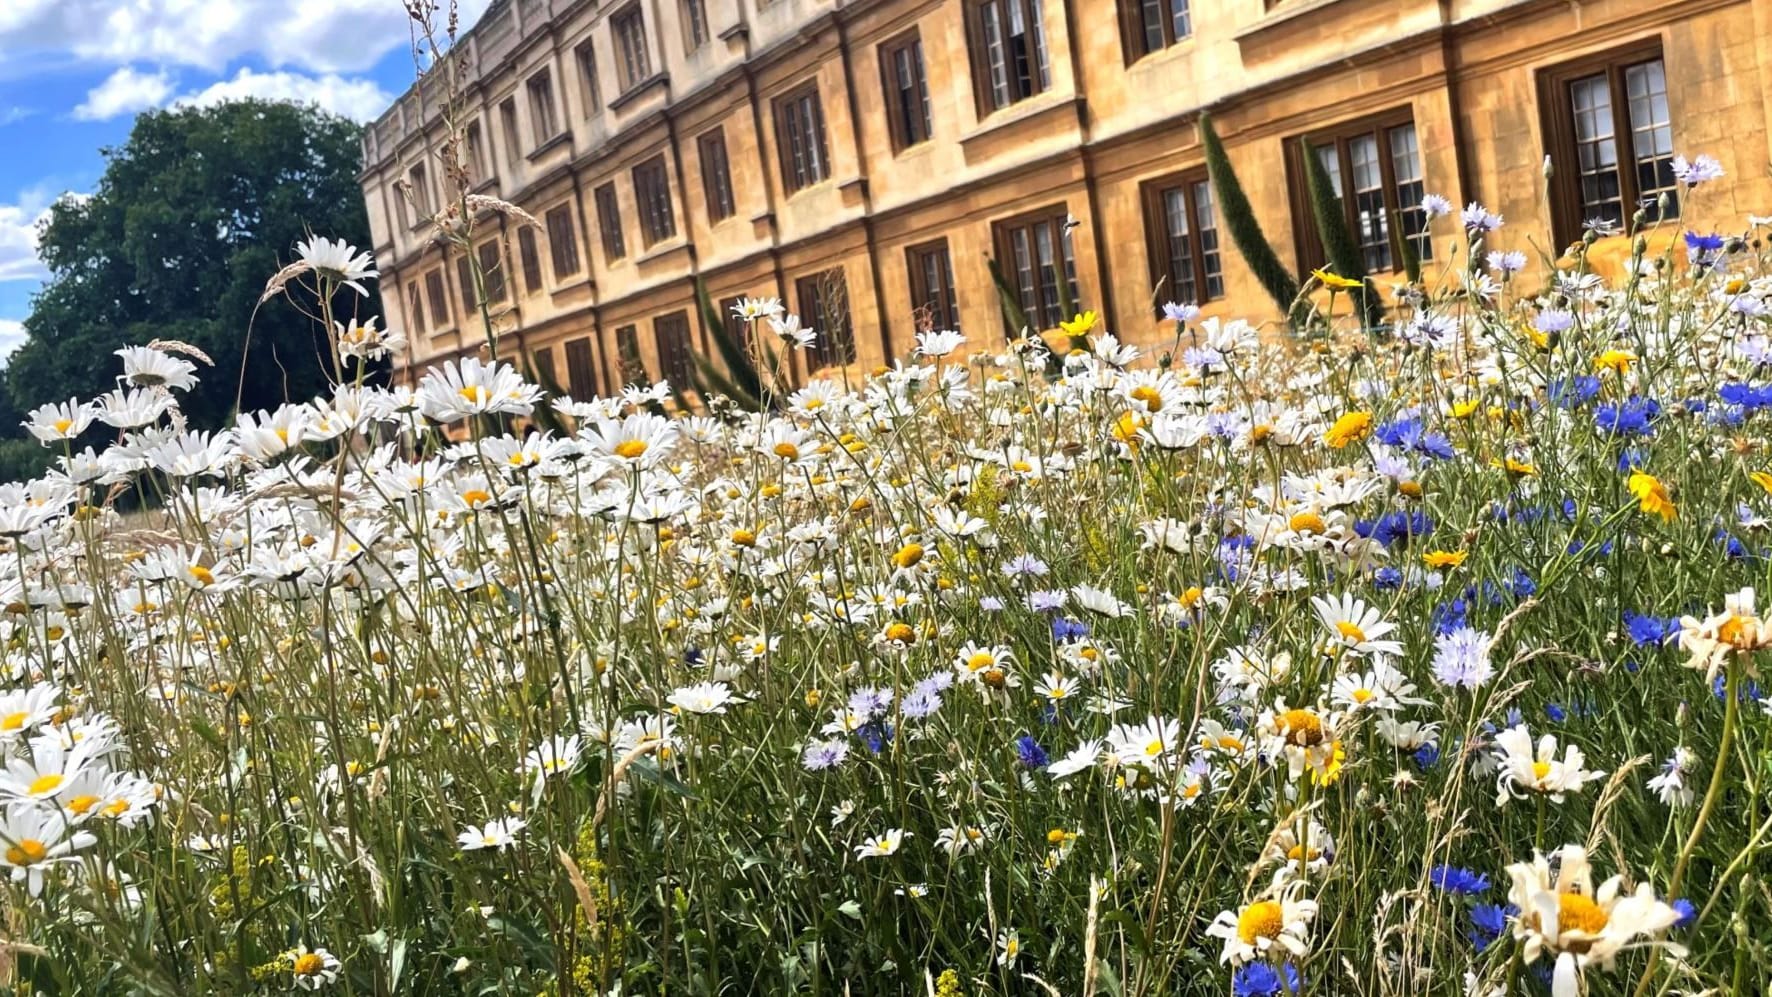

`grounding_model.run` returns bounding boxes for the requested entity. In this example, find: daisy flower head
[295,235,378,295]
[996,928,1022,967]
[458,816,527,852]
[1311,593,1404,658]
[1676,587,1769,682]
[1504,844,1682,997]
[855,827,908,859]
[1260,701,1344,783]
[24,399,96,443]
[288,945,343,990]
[914,329,966,359]
[731,296,785,322]
[521,734,585,780]
[585,412,679,469]
[1206,878,1319,965]
[1492,724,1606,806]
[667,681,742,715]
